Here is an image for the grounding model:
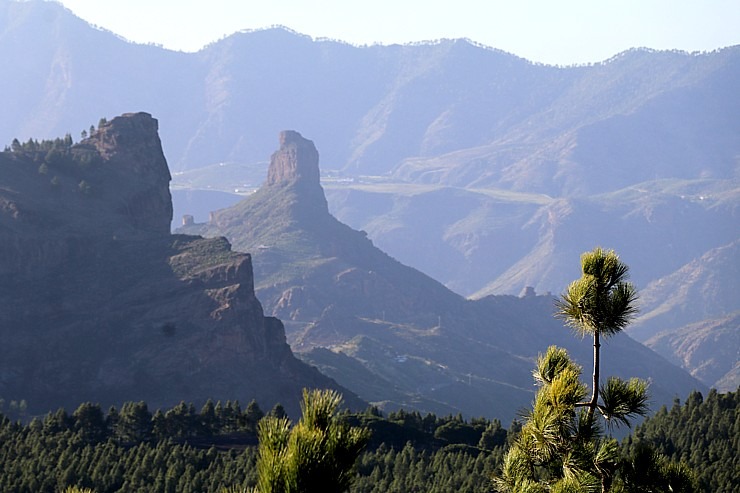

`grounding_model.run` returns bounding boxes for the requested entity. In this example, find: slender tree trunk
[593,329,608,493]
[588,329,600,424]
